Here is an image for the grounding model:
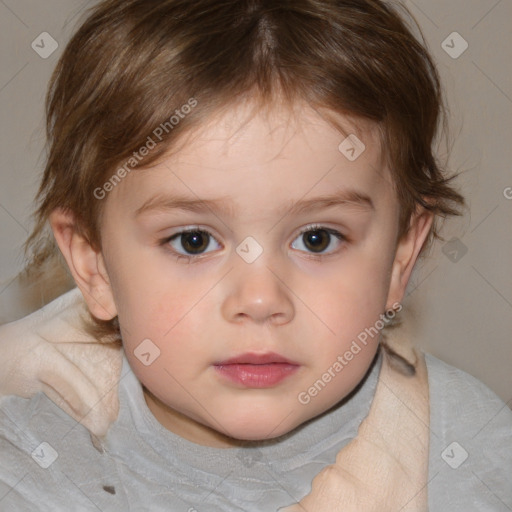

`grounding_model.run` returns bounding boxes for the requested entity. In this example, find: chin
[216,415,301,442]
